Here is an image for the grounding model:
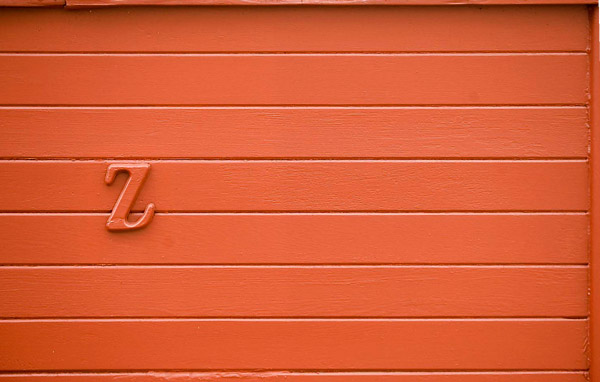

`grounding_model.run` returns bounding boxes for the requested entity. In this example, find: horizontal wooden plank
[0,161,588,212]
[0,55,586,105]
[0,107,588,159]
[0,319,587,370]
[0,266,586,317]
[0,213,587,264]
[0,372,589,382]
[0,6,588,52]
